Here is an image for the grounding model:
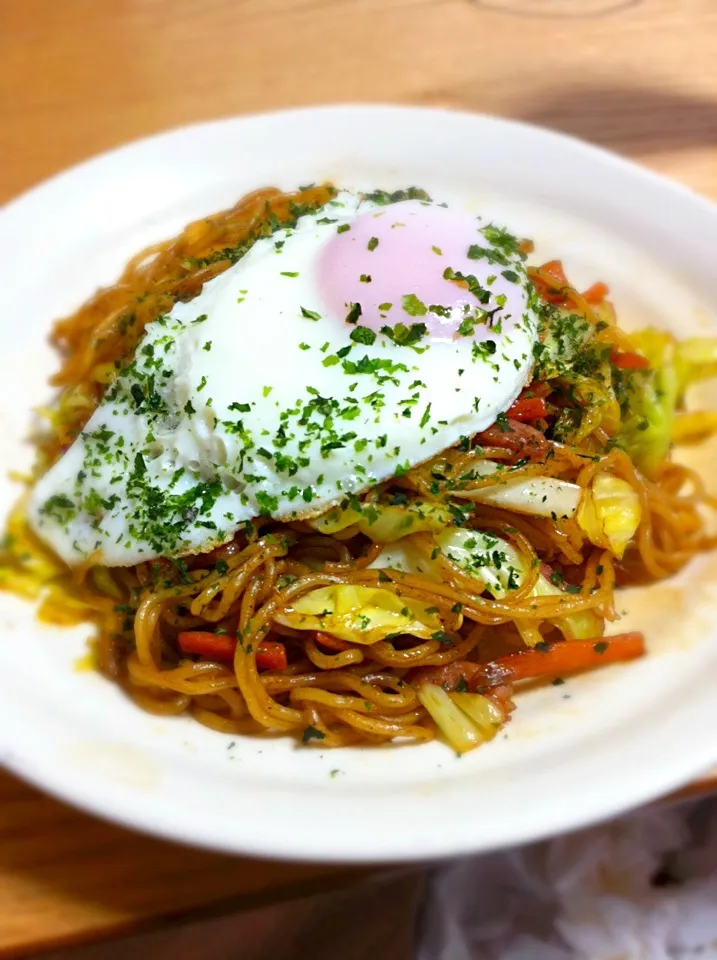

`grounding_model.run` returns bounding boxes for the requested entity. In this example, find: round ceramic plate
[2,105,717,863]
